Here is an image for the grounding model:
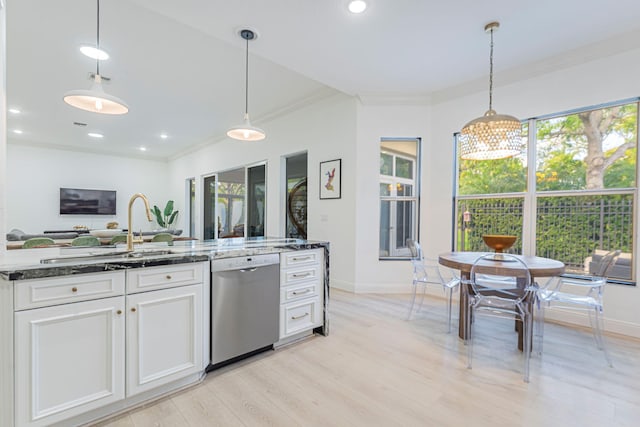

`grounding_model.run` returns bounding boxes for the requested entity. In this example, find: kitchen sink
[40,250,176,264]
